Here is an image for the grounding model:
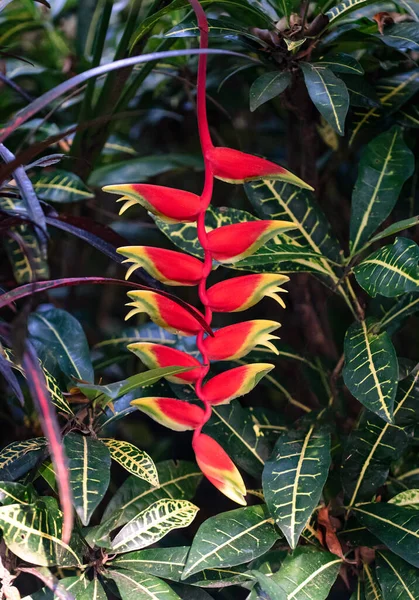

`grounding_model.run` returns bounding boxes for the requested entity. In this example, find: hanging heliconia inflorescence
[104,0,311,505]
